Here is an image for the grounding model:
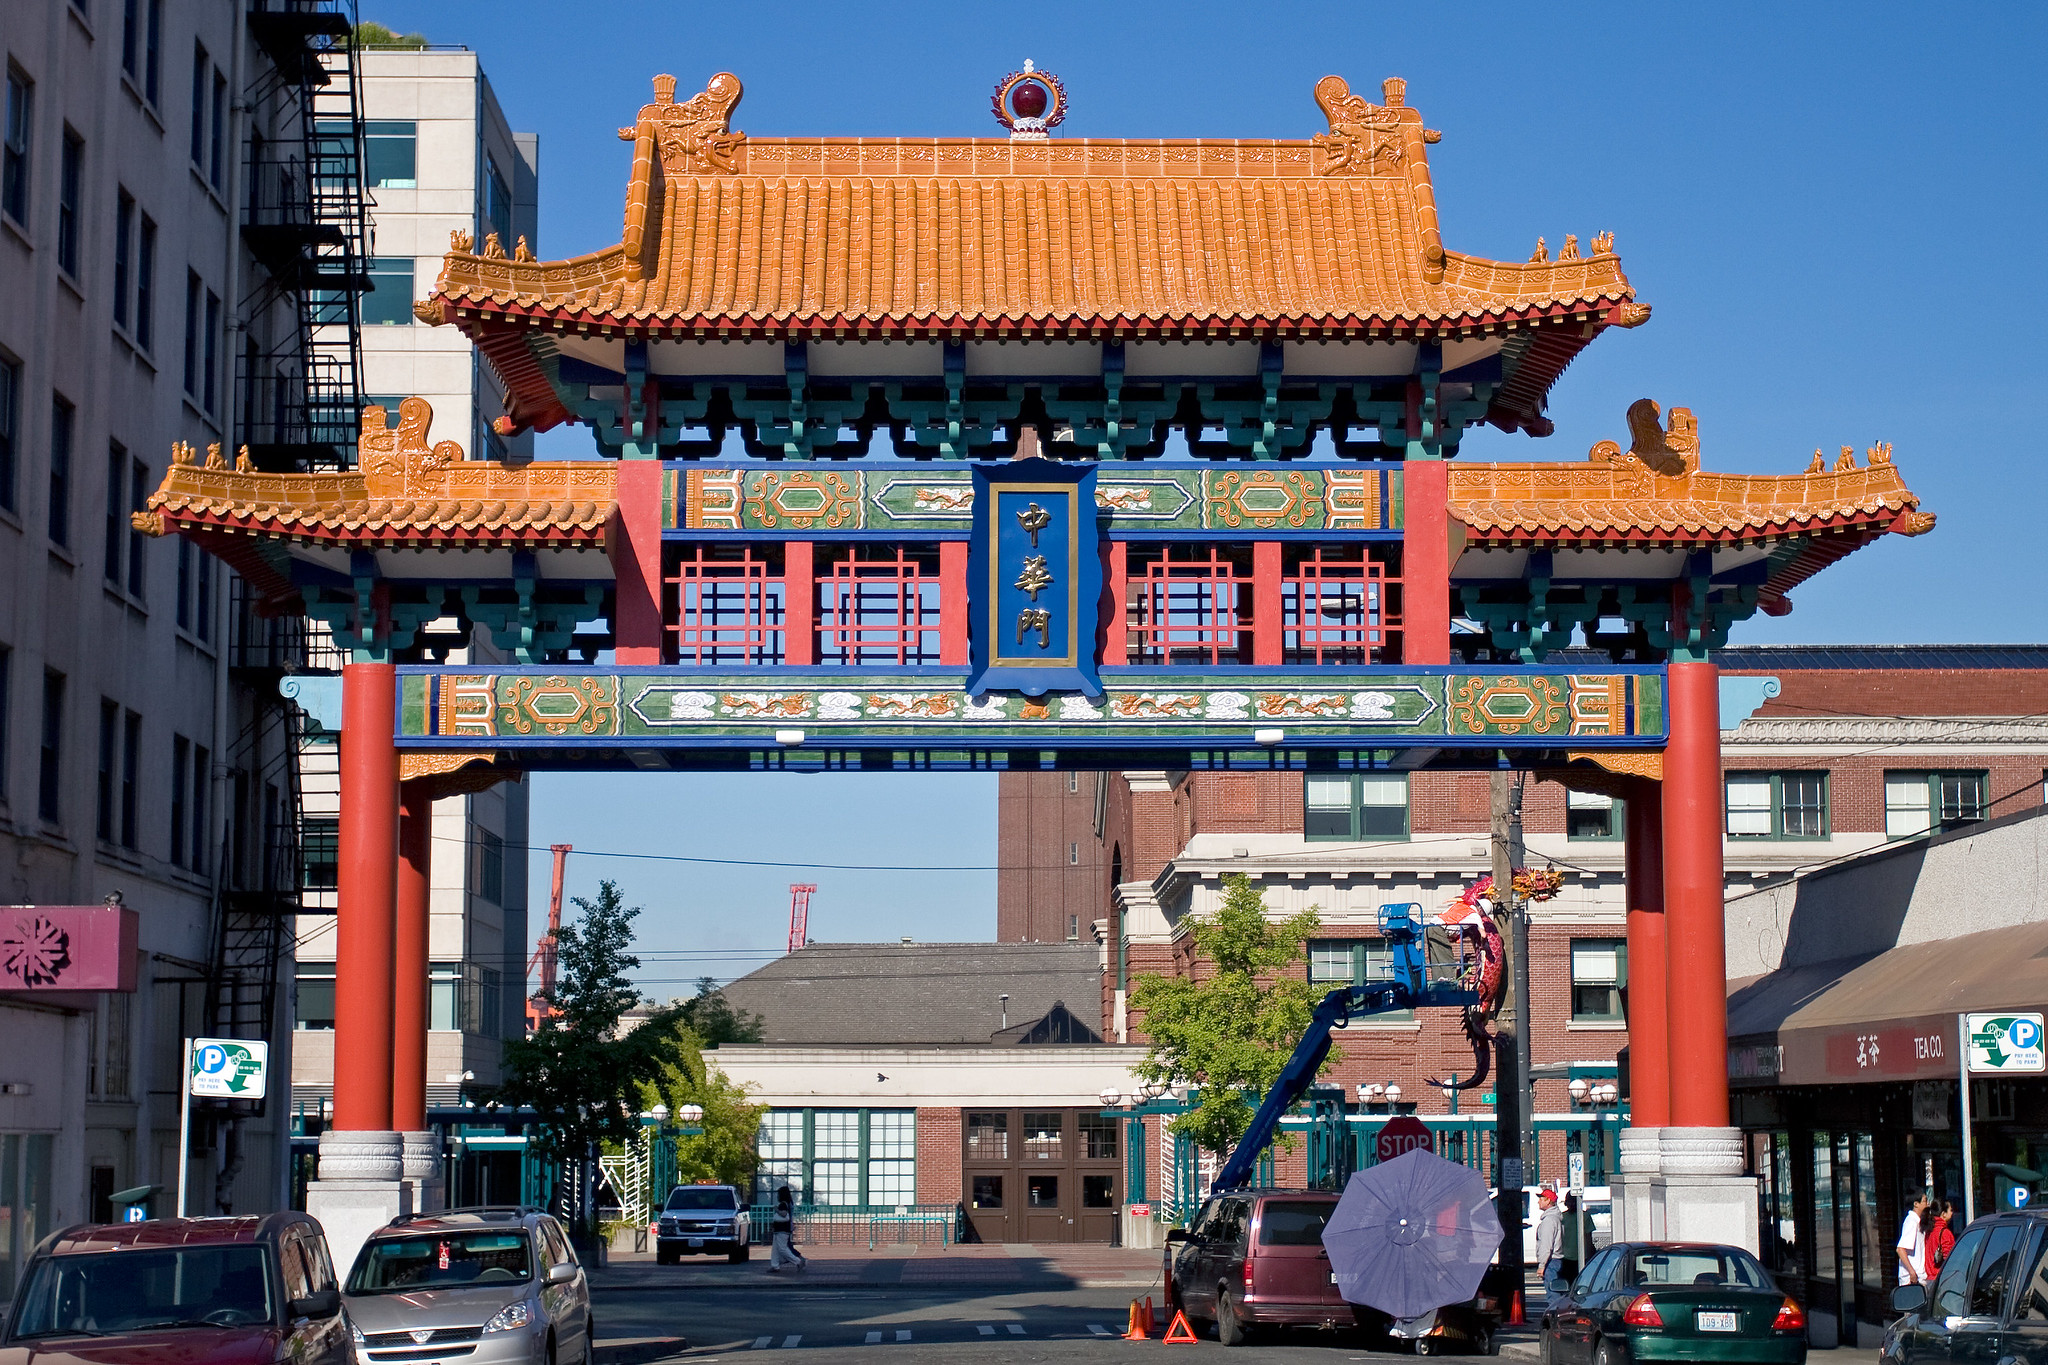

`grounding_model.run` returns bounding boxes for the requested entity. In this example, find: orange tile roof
[427,73,1645,340]
[1447,401,1934,546]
